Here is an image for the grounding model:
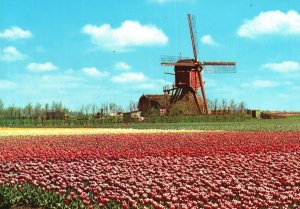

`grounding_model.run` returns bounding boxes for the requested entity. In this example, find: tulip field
[1,129,300,208]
